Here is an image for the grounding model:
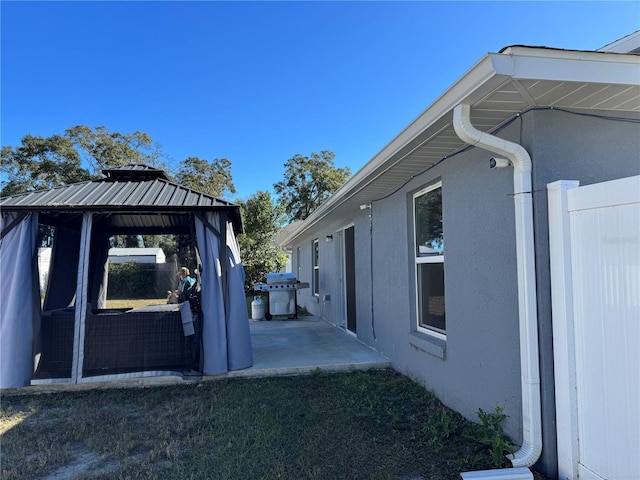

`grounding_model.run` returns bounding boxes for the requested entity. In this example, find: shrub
[107,262,175,299]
